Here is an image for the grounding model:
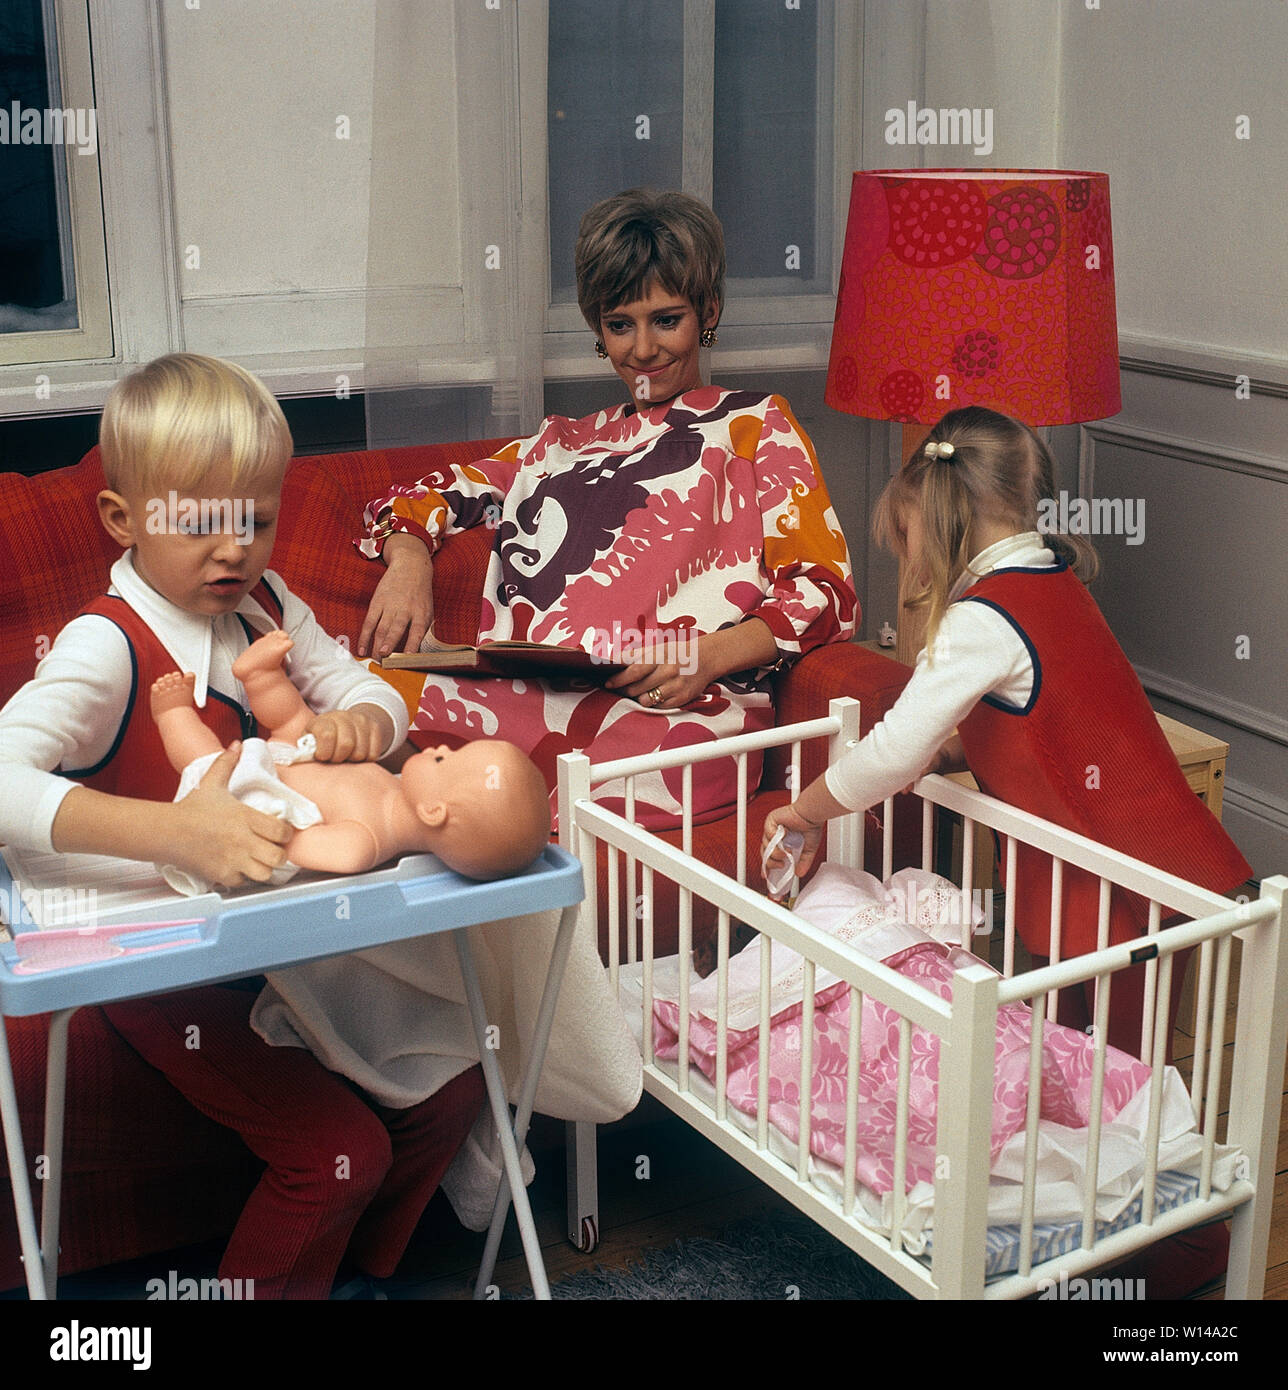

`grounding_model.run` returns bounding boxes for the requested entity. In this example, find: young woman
[356,188,856,828]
